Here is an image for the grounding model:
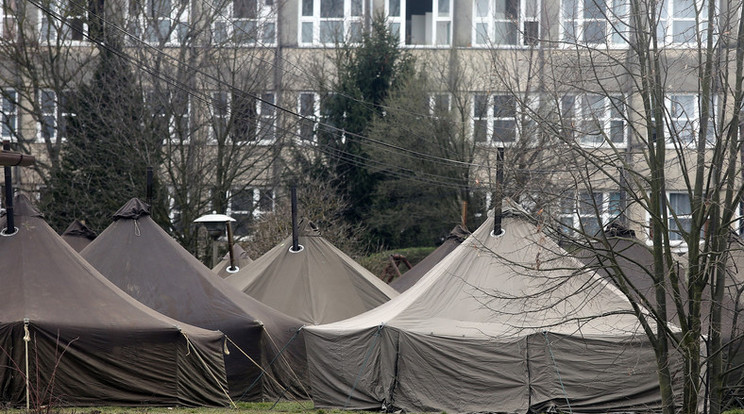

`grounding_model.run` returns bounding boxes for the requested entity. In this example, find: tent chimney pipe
[461,200,468,228]
[146,166,153,205]
[291,184,299,252]
[493,147,504,235]
[3,140,14,234]
[226,220,237,271]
